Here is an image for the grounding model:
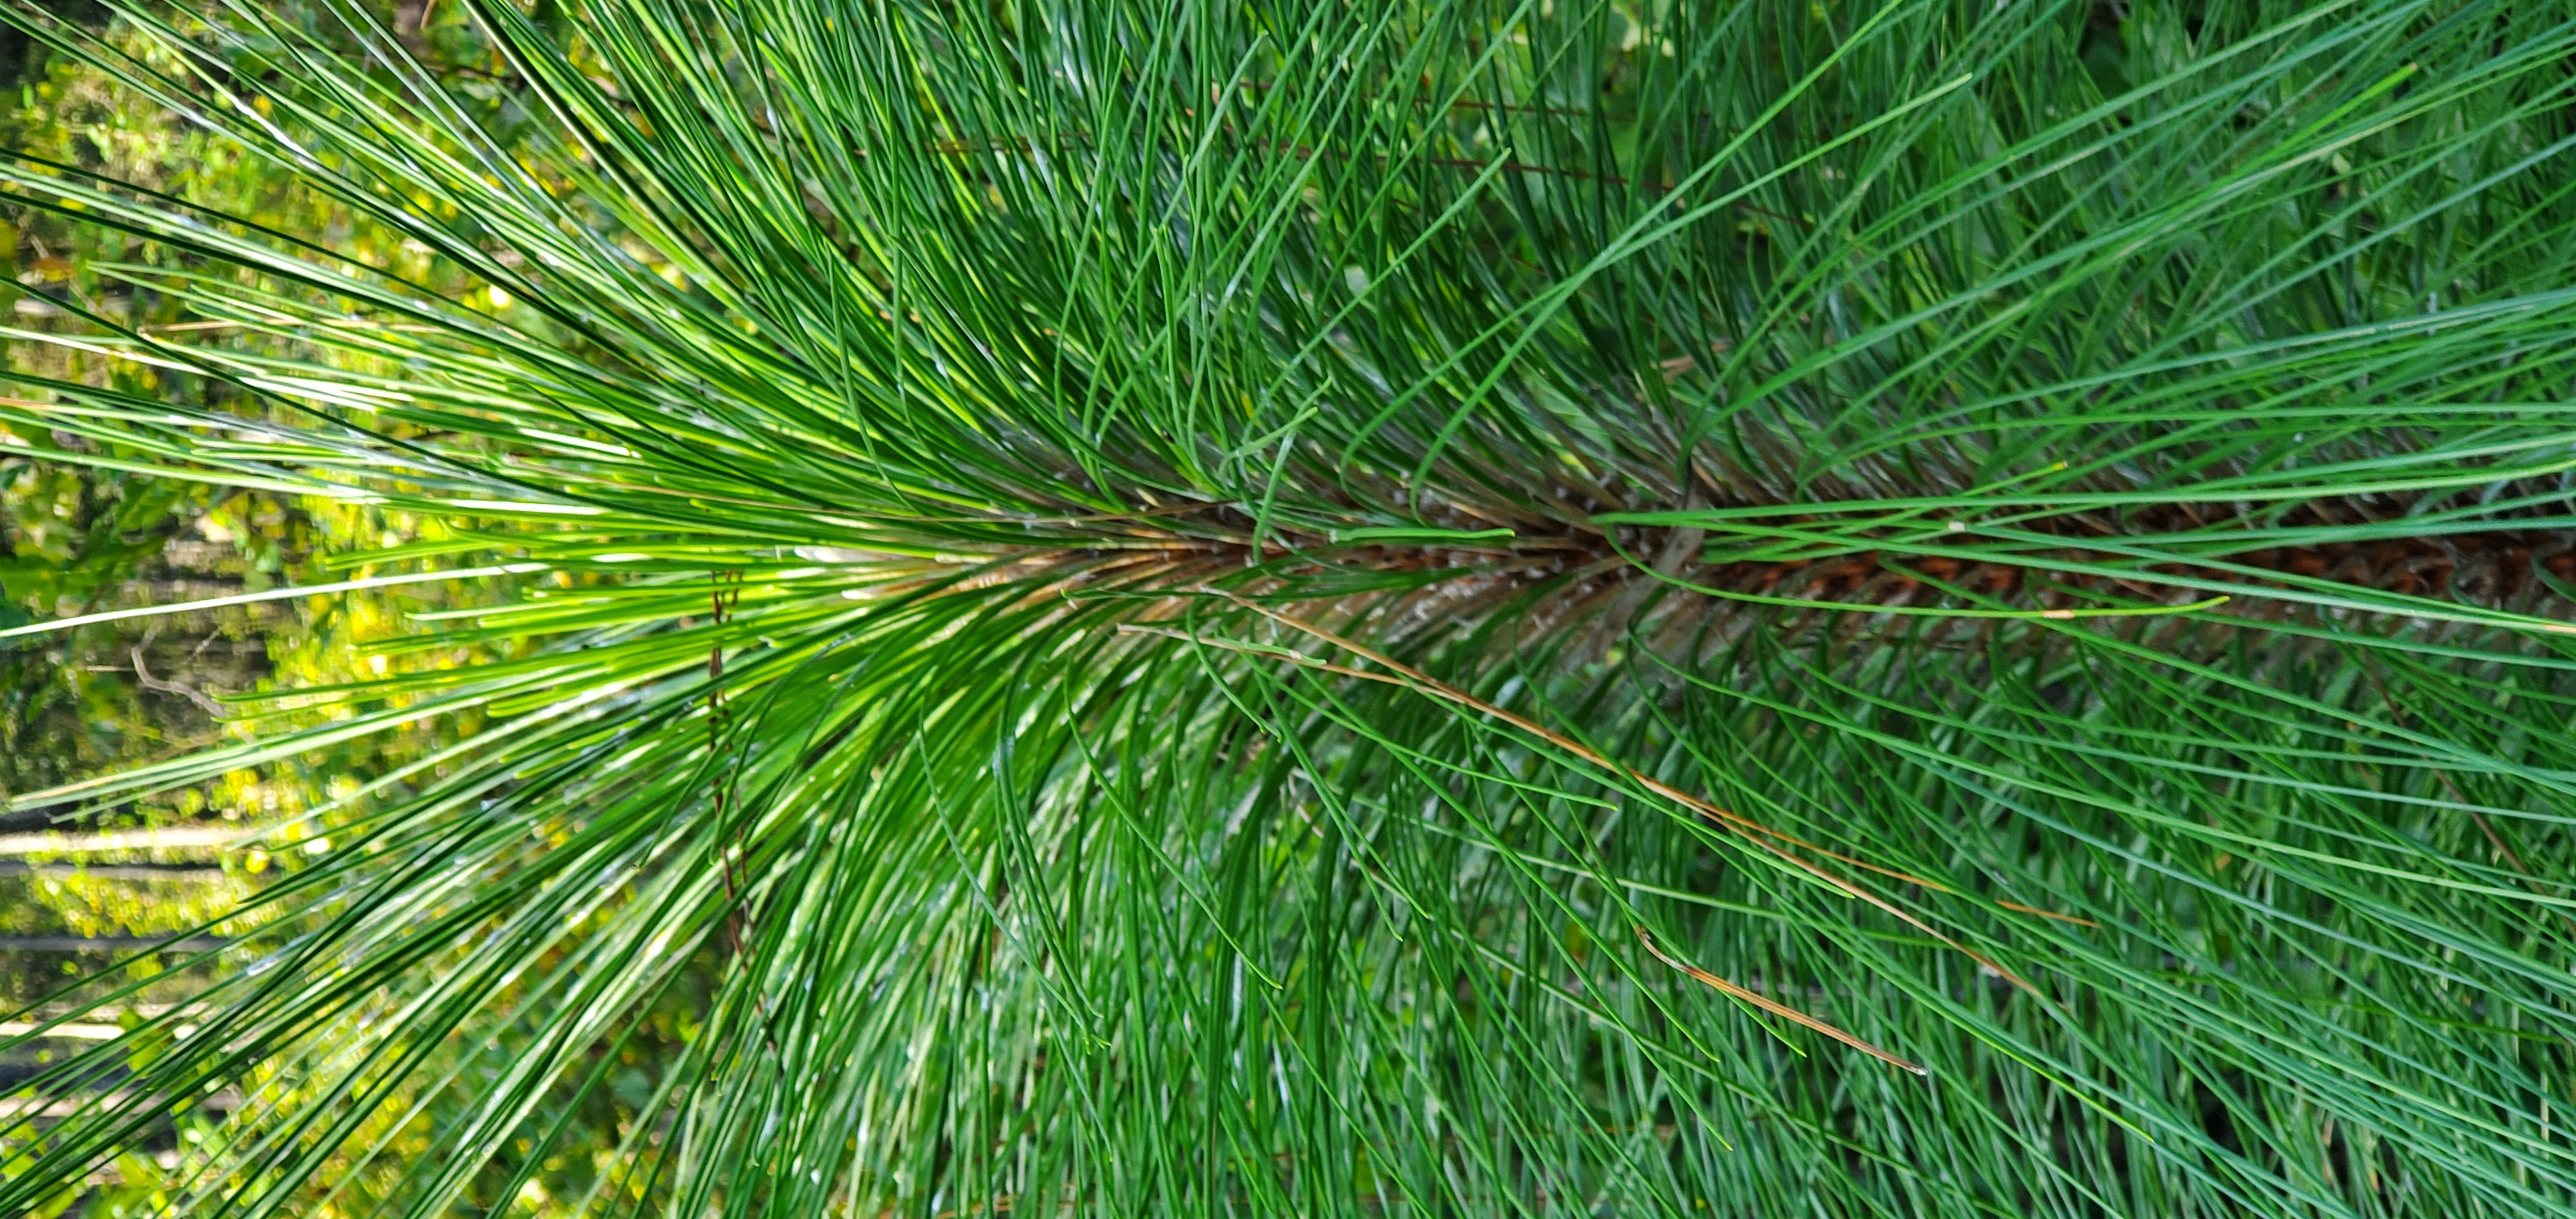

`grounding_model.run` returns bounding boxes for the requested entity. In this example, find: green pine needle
[3,0,2575,1214]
